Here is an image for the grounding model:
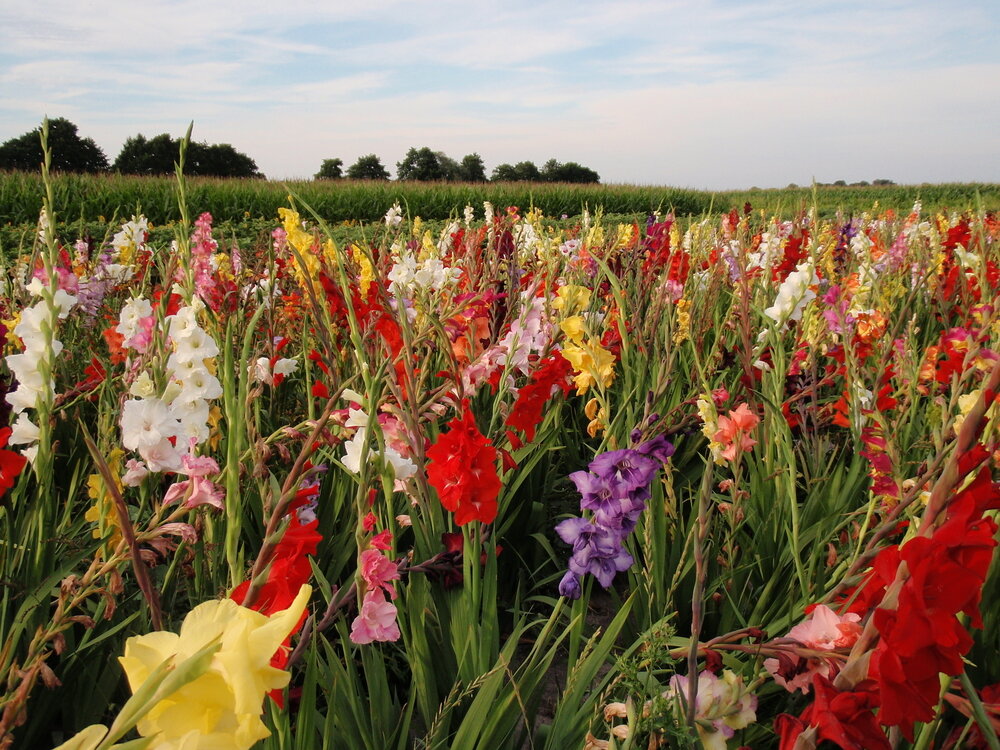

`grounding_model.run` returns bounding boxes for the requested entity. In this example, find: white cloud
[1,0,997,188]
